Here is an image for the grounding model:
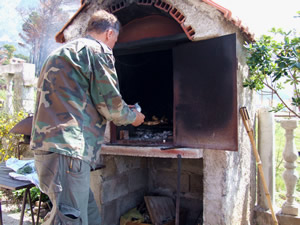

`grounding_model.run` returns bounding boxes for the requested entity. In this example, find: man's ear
[106,29,113,40]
